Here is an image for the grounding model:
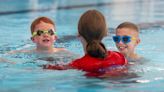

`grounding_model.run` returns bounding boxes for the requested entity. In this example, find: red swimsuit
[69,51,127,77]
[44,51,127,77]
